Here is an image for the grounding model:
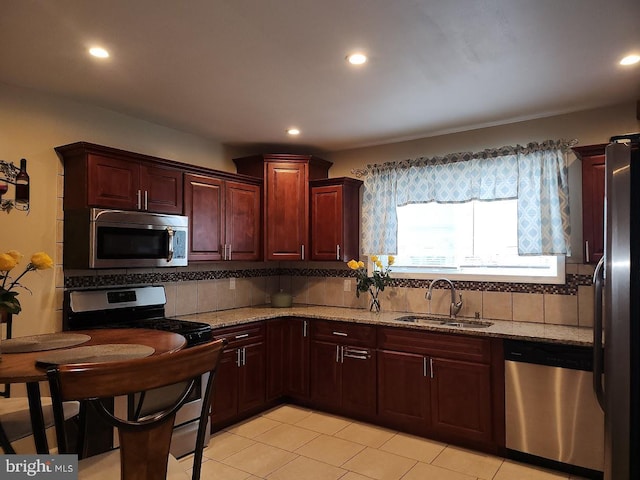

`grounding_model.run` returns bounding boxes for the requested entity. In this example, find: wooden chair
[47,338,225,480]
